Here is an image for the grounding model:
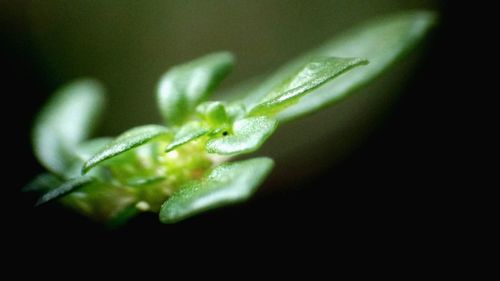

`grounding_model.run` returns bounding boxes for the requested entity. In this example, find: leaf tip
[81,164,91,175]
[207,51,235,66]
[34,196,50,207]
[81,156,99,175]
[354,57,369,66]
[158,209,177,224]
